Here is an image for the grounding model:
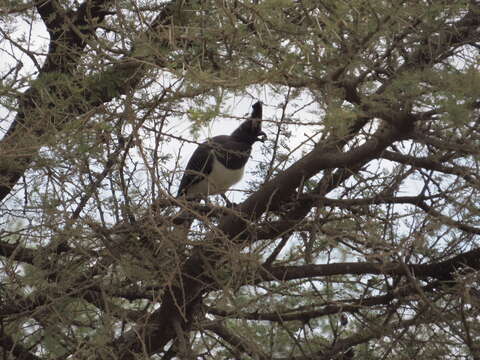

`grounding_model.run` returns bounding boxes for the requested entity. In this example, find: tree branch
[381,151,480,186]
[260,246,480,282]
[0,332,42,360]
[0,0,177,202]
[113,120,412,358]
[0,240,36,264]
[203,321,270,360]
